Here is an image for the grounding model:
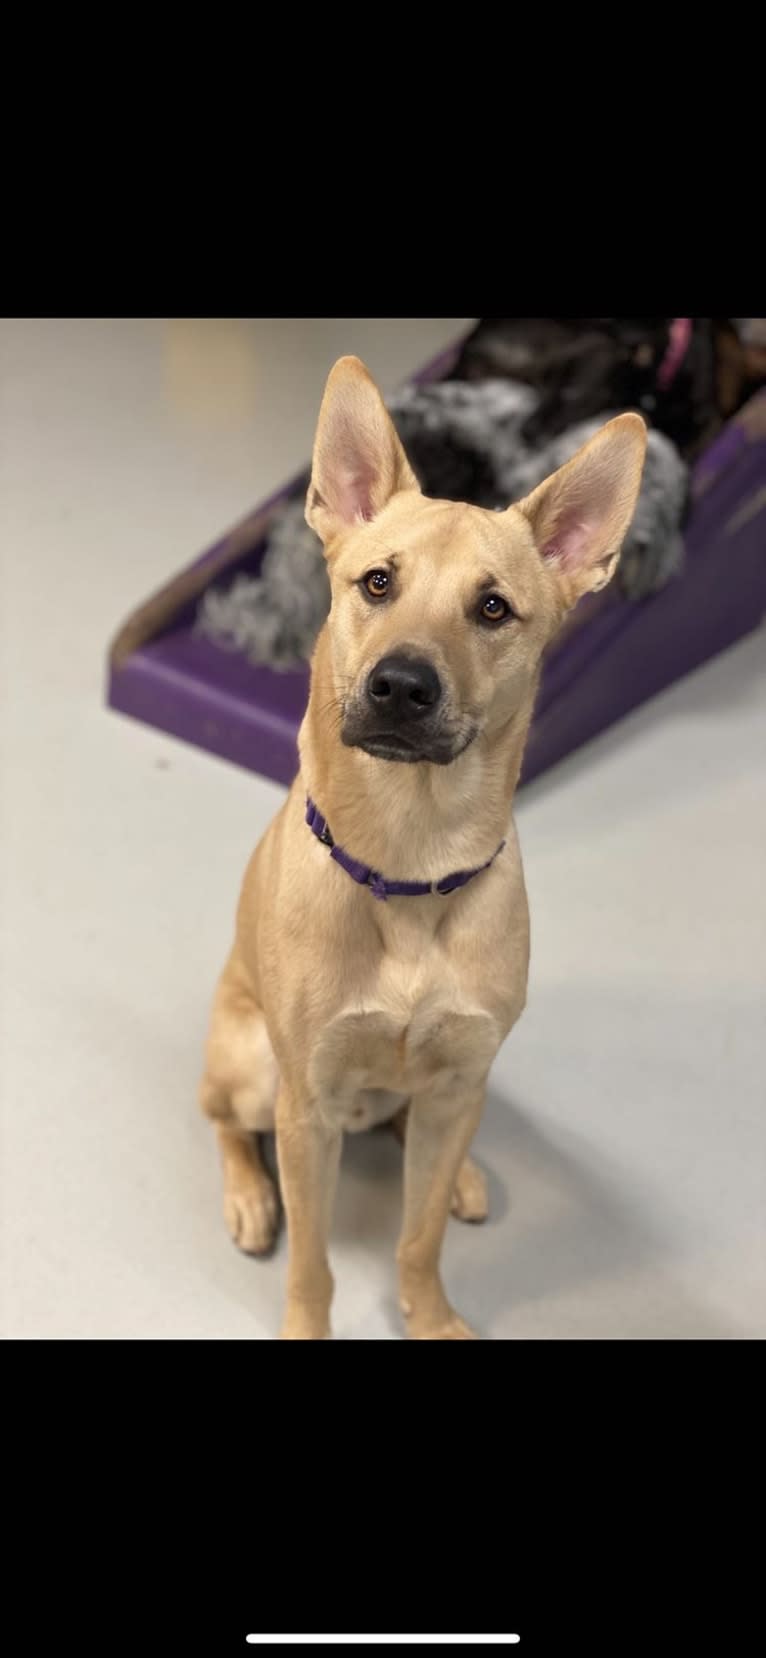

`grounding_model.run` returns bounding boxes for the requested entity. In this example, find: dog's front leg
[397,1091,484,1340]
[276,1087,341,1341]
